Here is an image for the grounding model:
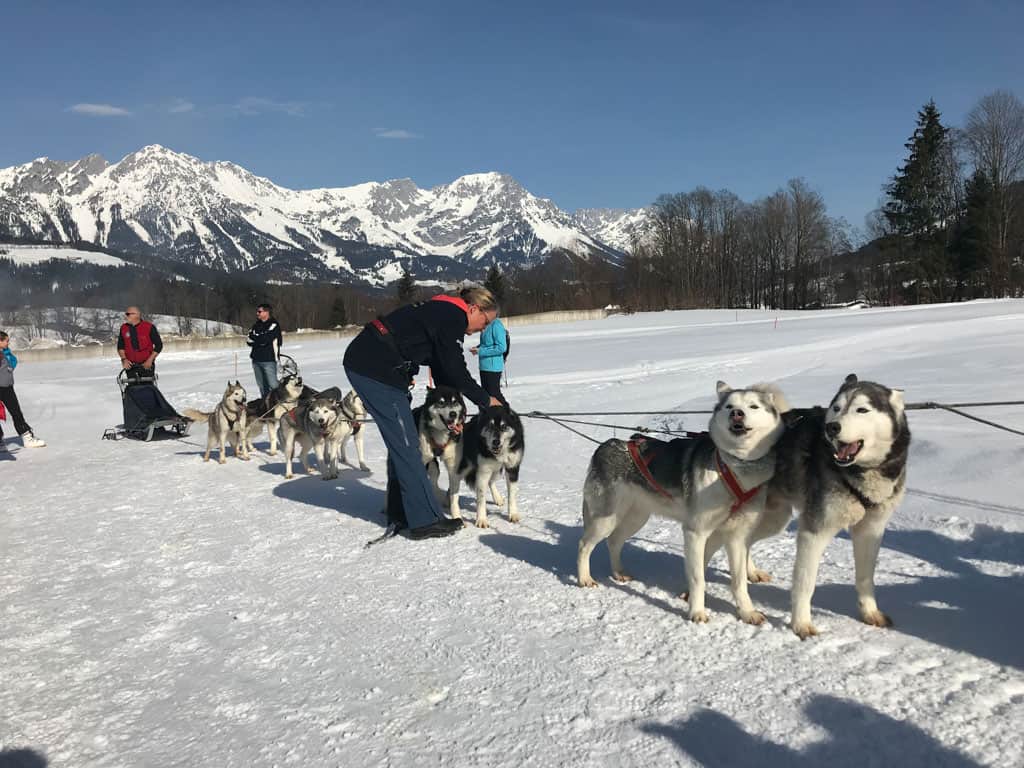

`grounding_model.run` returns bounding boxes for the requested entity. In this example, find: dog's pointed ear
[716,381,732,396]
[844,373,858,386]
[782,410,804,428]
[889,388,905,413]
